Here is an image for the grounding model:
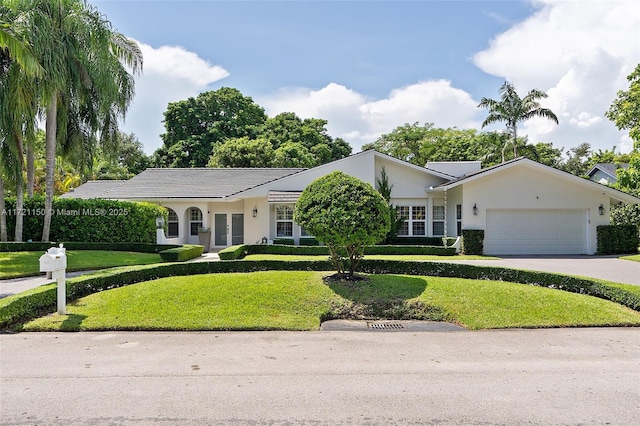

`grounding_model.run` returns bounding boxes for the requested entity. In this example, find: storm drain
[367,322,404,330]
